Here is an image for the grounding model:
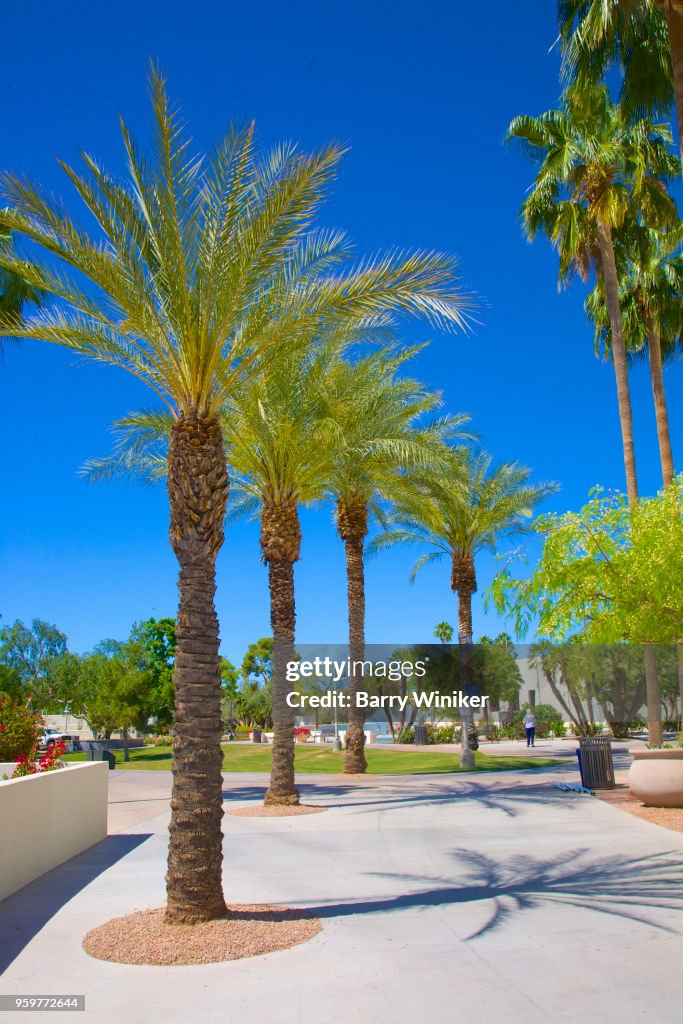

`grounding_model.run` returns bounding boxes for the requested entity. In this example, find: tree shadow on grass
[0,834,151,972]
[307,848,683,940]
